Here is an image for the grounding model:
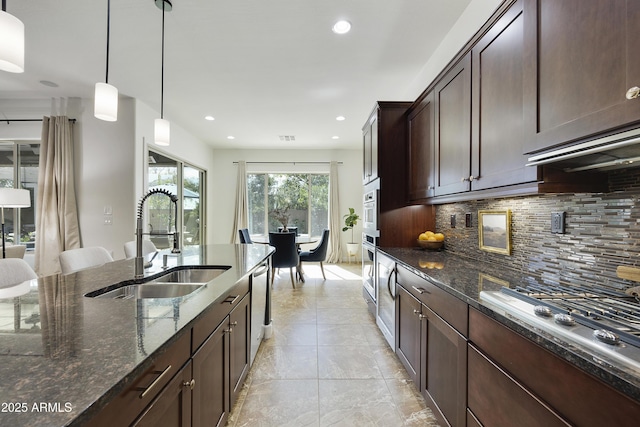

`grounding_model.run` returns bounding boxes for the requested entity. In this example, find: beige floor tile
[317,324,369,346]
[251,345,318,380]
[385,378,439,426]
[318,379,404,426]
[264,322,317,347]
[318,346,382,379]
[316,306,375,325]
[234,379,320,427]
